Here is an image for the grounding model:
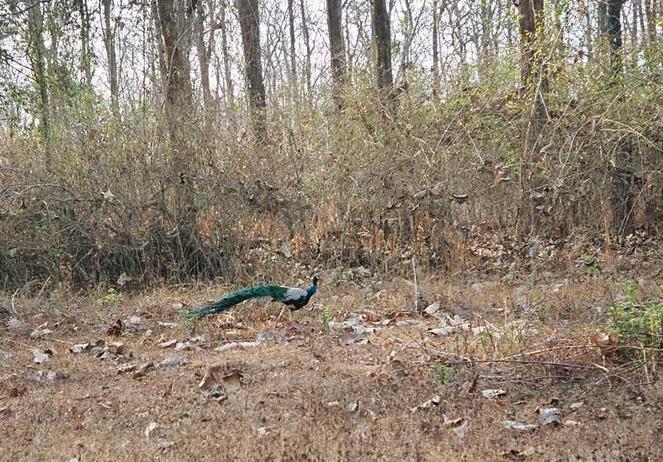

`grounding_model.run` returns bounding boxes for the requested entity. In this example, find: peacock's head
[312,275,320,285]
